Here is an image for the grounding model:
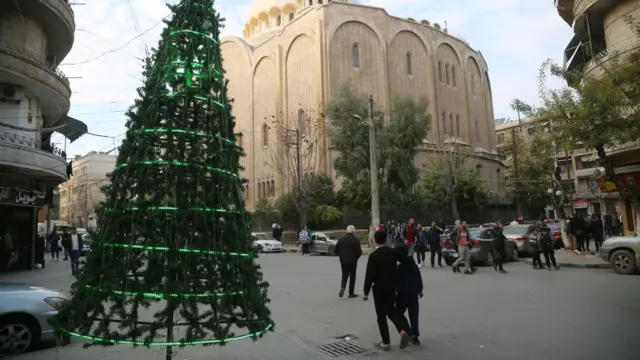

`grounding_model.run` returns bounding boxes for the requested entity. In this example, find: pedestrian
[48,230,60,261]
[451,221,473,274]
[402,218,418,256]
[573,215,586,254]
[612,212,621,236]
[363,229,412,351]
[605,213,613,237]
[531,225,545,270]
[426,221,443,268]
[538,223,559,270]
[61,229,70,261]
[62,227,82,275]
[386,221,395,248]
[492,223,508,274]
[394,223,404,248]
[415,224,427,267]
[565,218,576,251]
[272,222,282,242]
[394,244,422,345]
[335,225,363,298]
[591,214,604,251]
[298,226,311,256]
